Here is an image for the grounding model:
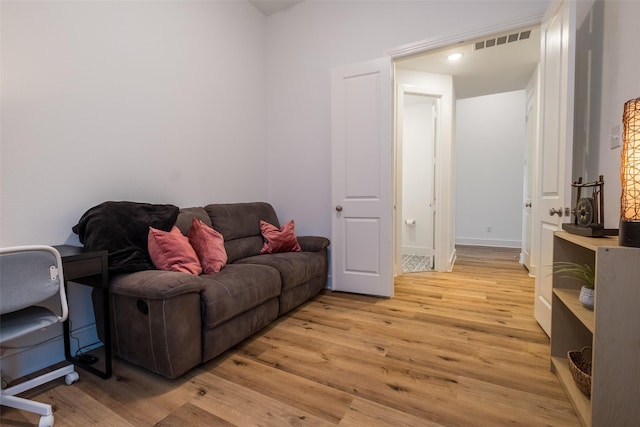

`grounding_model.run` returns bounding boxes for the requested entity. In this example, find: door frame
[387,14,546,275]
[533,0,577,336]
